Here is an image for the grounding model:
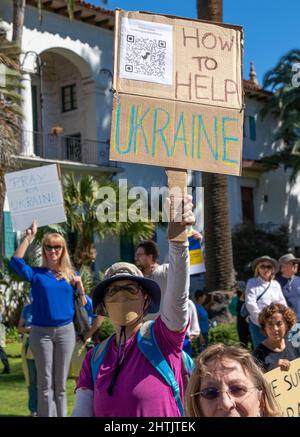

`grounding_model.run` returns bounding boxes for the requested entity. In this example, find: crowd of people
[2,200,300,418]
